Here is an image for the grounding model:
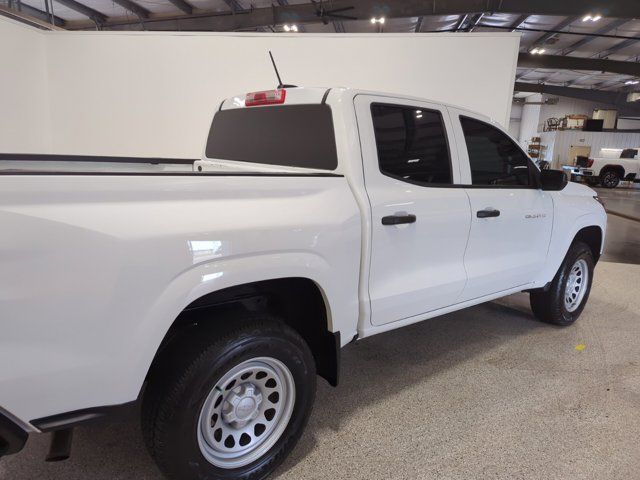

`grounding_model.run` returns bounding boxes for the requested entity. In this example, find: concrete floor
[595,184,640,221]
[598,185,640,266]
[2,188,640,480]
